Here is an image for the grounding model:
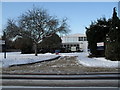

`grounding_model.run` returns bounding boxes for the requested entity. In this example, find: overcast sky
[1,2,119,36]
